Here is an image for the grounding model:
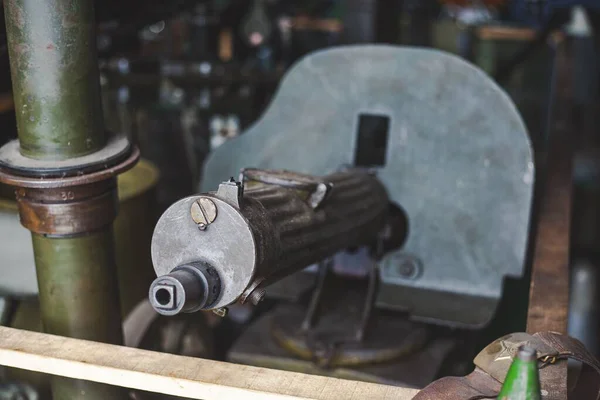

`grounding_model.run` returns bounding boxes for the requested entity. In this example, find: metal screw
[213,307,228,317]
[191,197,218,228]
[248,289,266,305]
